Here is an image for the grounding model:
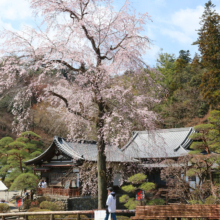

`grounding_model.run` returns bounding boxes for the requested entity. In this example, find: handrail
[0,209,135,219]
